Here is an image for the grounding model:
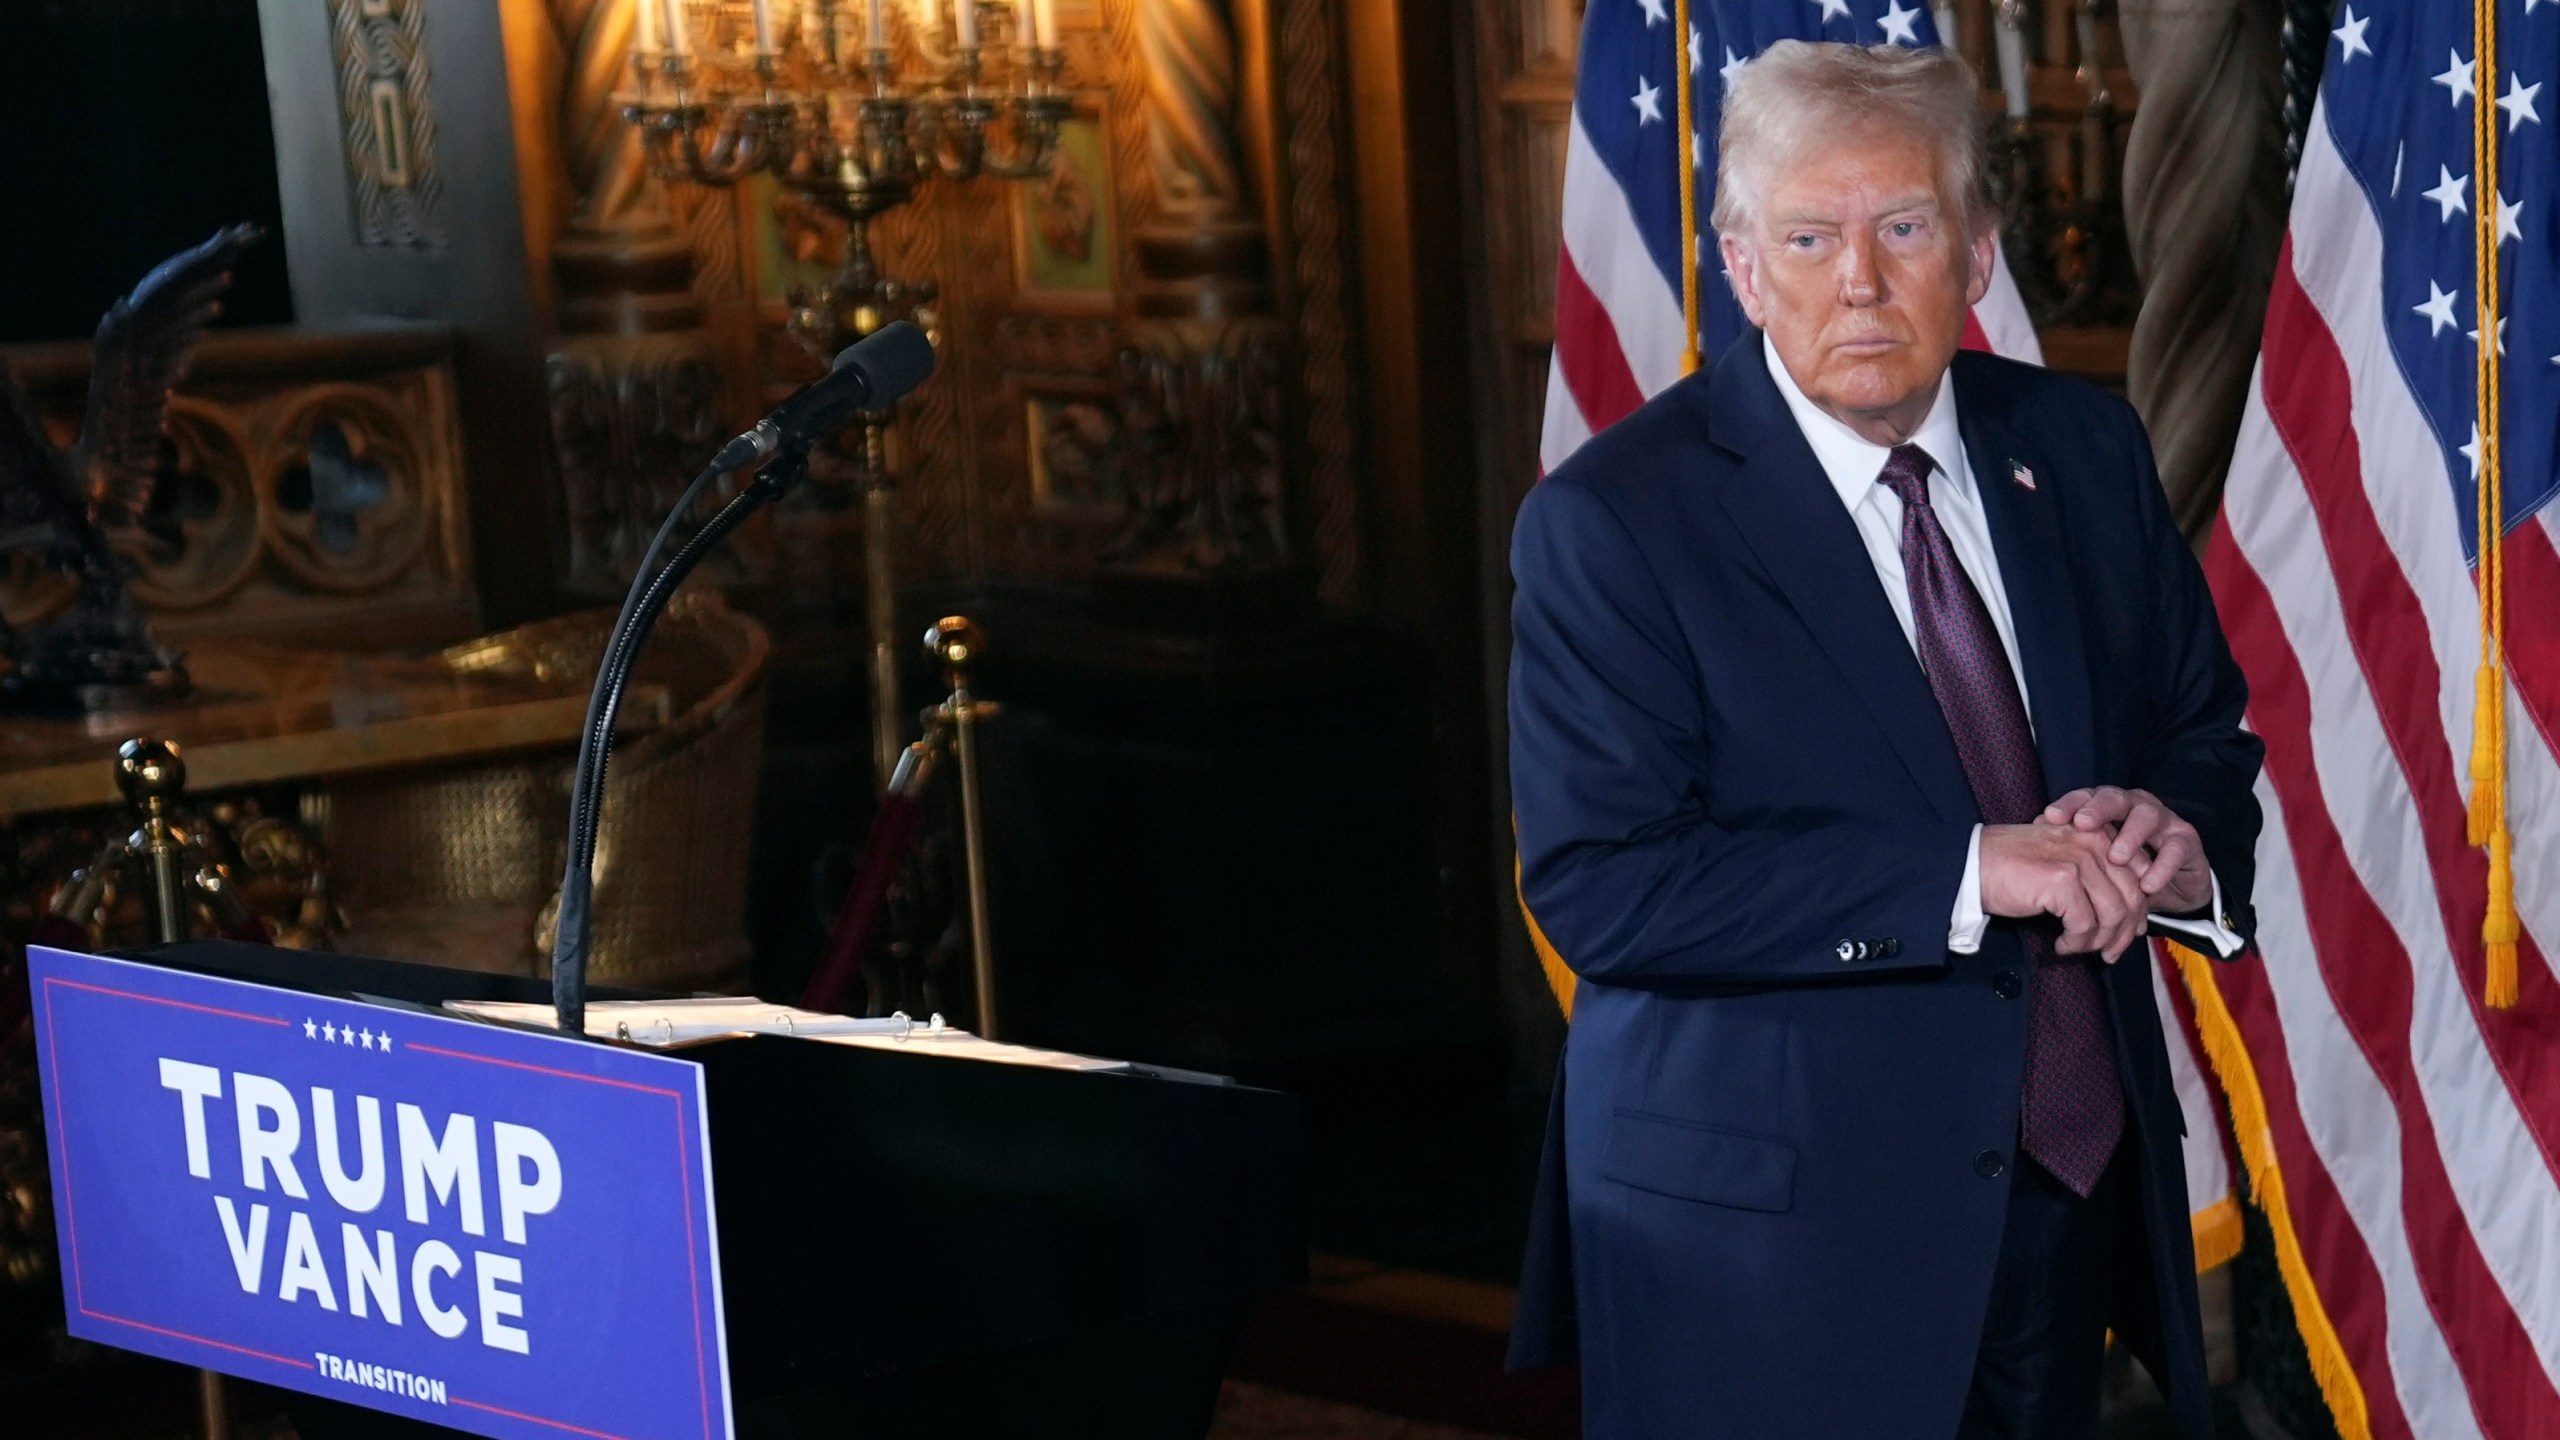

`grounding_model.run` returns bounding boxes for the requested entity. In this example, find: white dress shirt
[1761,343,2240,957]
